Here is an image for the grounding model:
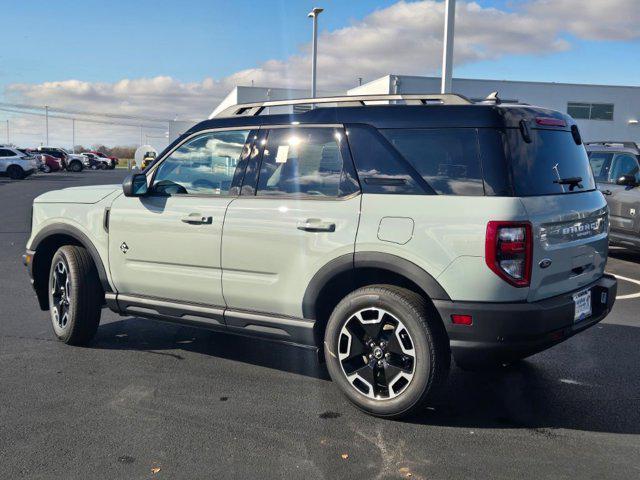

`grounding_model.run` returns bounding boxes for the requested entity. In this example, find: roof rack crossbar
[213,93,472,118]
